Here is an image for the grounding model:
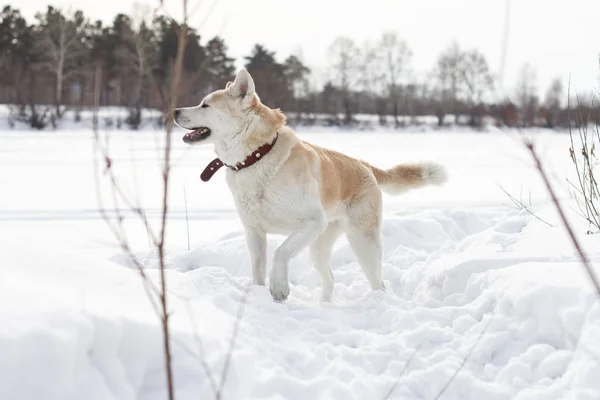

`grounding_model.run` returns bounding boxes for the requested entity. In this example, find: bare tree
[542,77,563,128]
[461,50,494,127]
[514,63,538,127]
[378,32,413,127]
[283,52,311,120]
[434,41,465,124]
[359,39,389,125]
[429,70,452,126]
[328,36,360,124]
[35,7,85,119]
[358,40,384,122]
